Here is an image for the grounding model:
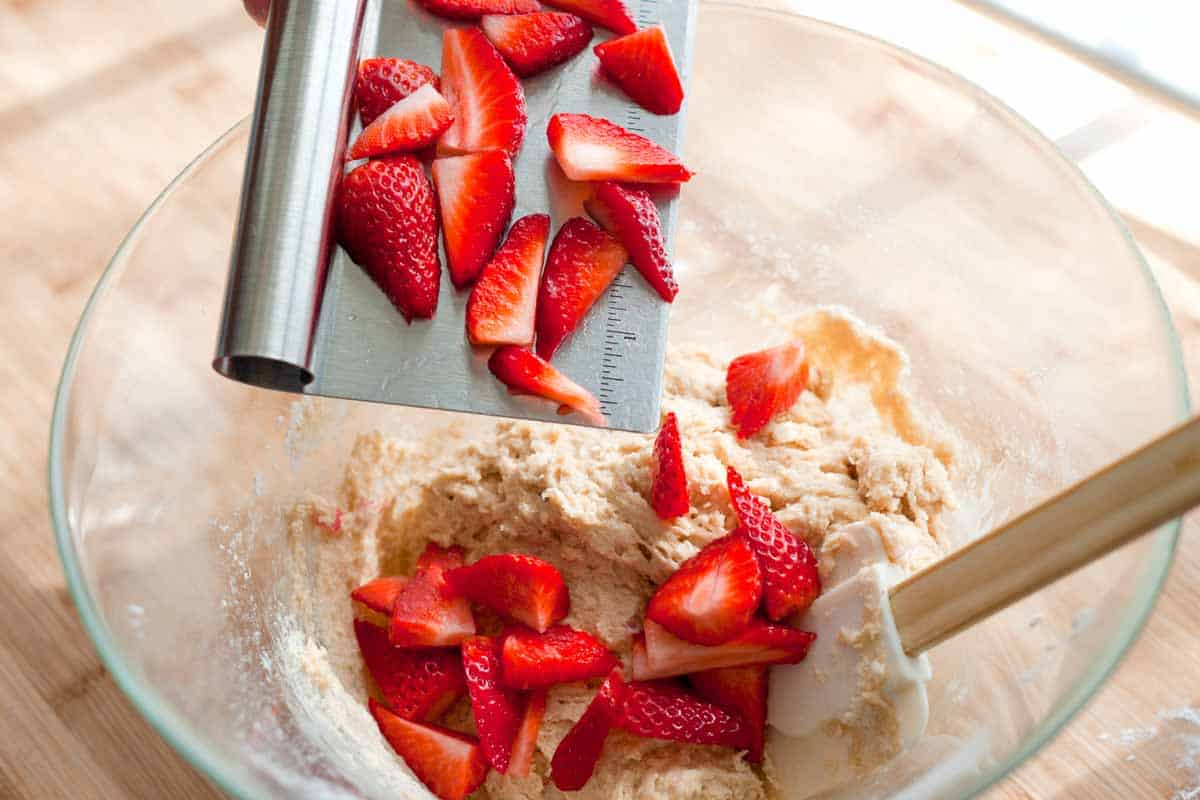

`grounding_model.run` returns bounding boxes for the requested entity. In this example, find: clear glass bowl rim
[48,5,1190,798]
